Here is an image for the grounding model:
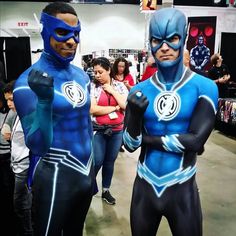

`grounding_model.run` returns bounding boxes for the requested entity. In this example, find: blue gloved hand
[127,90,149,116]
[28,69,54,101]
